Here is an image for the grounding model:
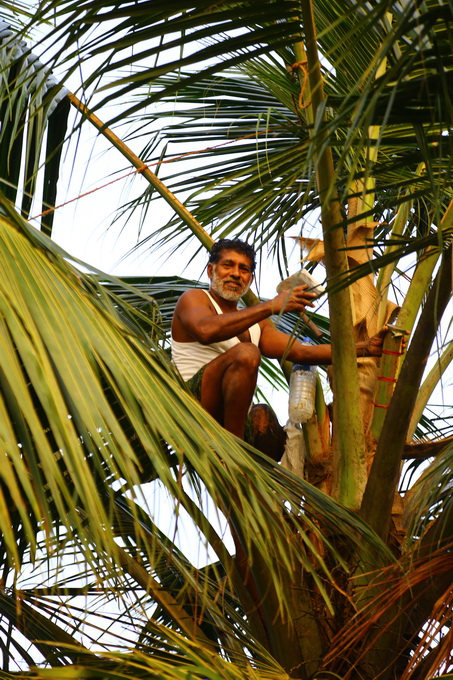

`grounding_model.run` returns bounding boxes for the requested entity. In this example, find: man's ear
[207,263,213,280]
